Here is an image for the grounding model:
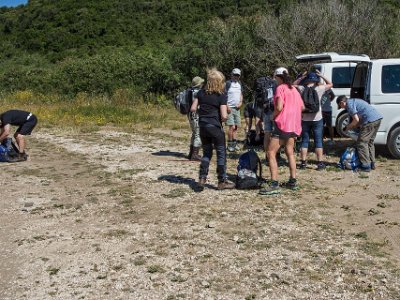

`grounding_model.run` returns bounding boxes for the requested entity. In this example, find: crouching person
[191,68,235,190]
[0,109,38,161]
